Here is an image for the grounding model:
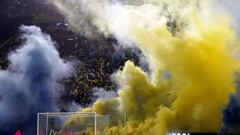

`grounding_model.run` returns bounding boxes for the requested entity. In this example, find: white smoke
[0,25,72,134]
[93,87,117,100]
